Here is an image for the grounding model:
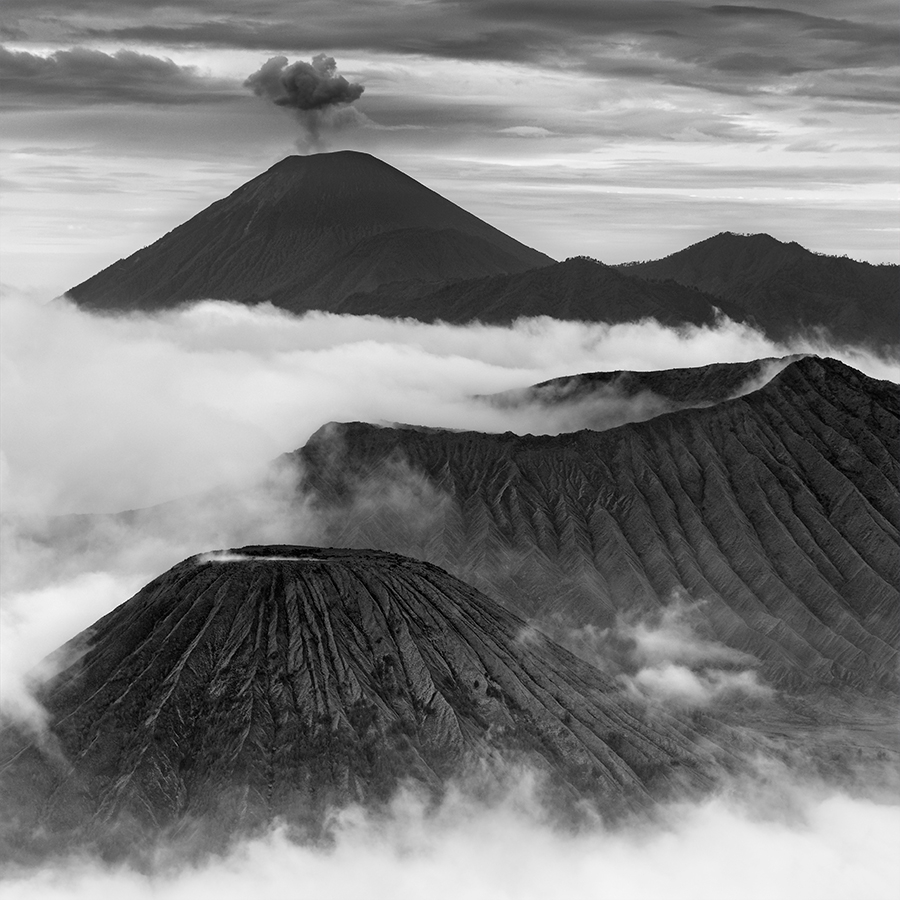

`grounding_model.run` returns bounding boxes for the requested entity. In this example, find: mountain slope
[619,233,900,350]
[0,547,715,859]
[294,357,900,693]
[66,151,552,312]
[334,255,743,326]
